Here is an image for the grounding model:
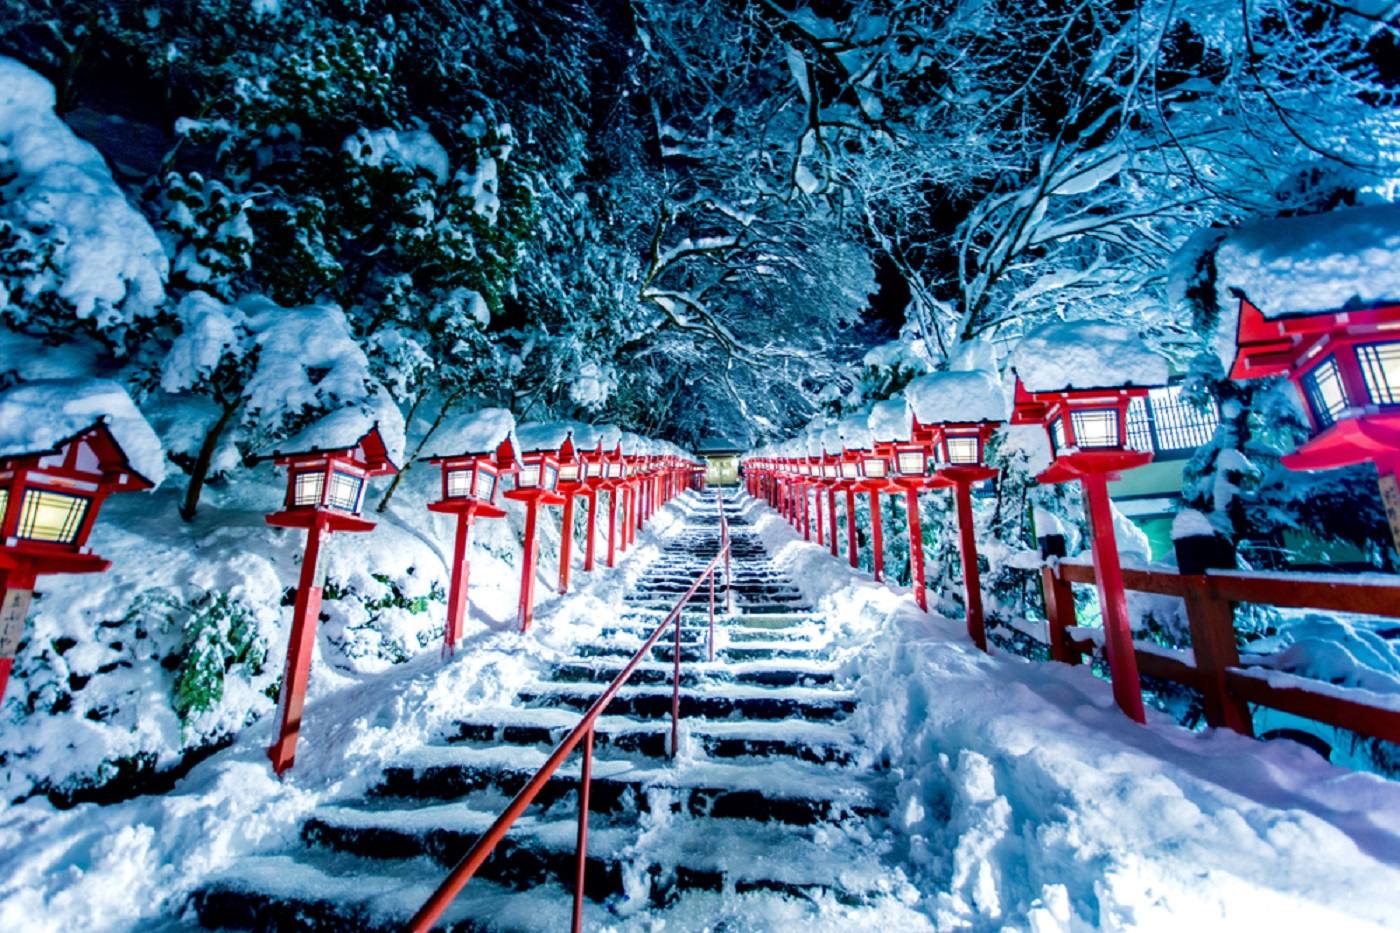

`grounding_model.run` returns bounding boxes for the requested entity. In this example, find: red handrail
[408,495,731,932]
